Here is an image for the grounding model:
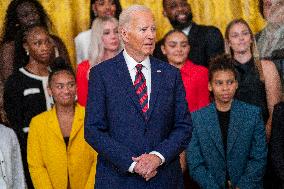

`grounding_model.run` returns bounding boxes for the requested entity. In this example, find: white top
[19,68,51,111]
[0,124,26,188]
[74,29,92,64]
